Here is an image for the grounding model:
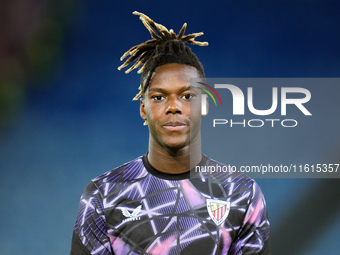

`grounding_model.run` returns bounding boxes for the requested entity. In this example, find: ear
[140,98,148,125]
[201,94,209,116]
[140,98,146,119]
